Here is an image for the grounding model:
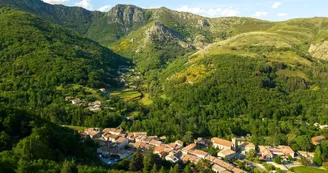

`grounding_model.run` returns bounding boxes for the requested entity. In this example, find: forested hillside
[0,6,126,126]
